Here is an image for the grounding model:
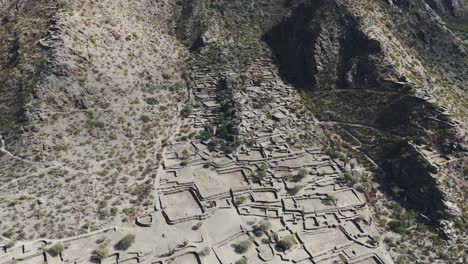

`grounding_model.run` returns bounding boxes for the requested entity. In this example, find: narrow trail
[0,136,59,167]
